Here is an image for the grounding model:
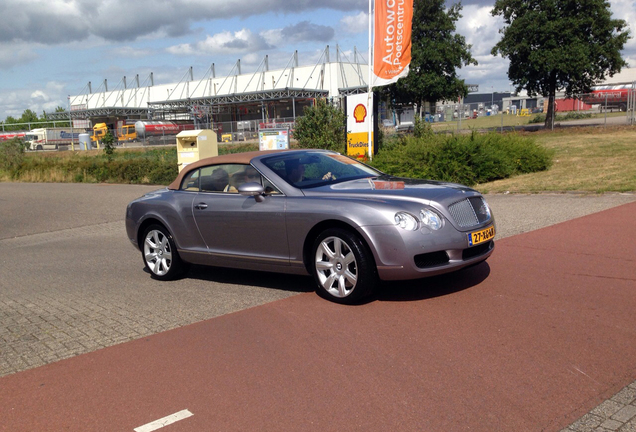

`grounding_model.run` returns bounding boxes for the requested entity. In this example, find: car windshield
[262,152,382,189]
